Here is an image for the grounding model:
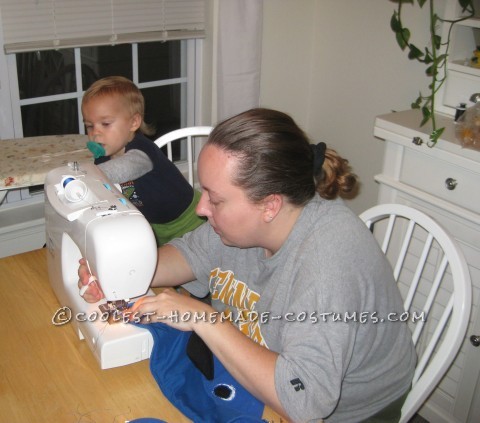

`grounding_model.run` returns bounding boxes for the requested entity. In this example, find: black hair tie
[311,142,326,174]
